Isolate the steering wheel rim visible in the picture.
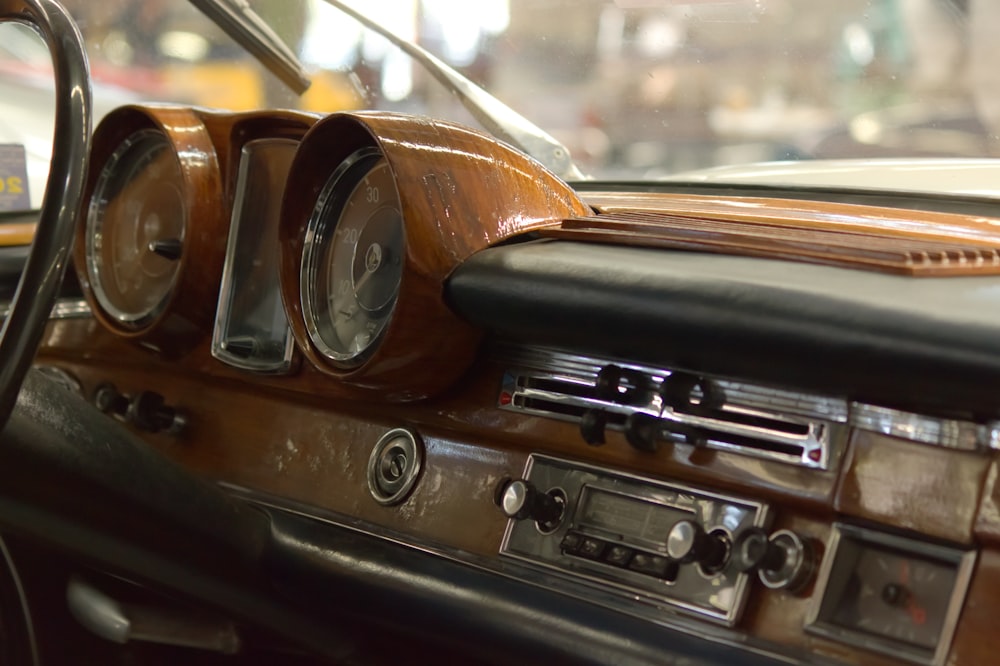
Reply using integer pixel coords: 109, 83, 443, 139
0, 0, 91, 427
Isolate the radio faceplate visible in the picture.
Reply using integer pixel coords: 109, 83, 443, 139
500, 454, 770, 625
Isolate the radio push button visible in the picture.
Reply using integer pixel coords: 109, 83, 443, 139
603, 544, 635, 567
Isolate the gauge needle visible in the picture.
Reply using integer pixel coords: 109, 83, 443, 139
907, 597, 927, 625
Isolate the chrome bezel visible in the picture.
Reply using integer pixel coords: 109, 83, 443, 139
85, 128, 185, 330
500, 454, 770, 626
805, 523, 976, 666
299, 146, 399, 368
367, 428, 423, 506
212, 138, 298, 374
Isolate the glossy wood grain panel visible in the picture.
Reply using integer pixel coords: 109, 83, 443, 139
278, 112, 591, 401
73, 105, 227, 356
39, 318, 844, 512
41, 344, 994, 666
836, 430, 991, 544
973, 459, 1000, 545
576, 191, 1000, 275
947, 548, 1000, 666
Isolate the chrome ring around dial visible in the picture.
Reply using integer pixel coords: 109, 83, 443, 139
300, 148, 405, 368
85, 128, 185, 329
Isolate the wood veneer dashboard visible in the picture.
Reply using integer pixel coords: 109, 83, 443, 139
33, 105, 1000, 665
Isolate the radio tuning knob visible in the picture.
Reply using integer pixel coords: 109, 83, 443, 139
666, 520, 728, 571
497, 479, 564, 527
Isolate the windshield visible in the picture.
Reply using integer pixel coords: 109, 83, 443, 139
0, 0, 991, 210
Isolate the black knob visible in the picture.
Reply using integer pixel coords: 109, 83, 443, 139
667, 520, 728, 570
625, 412, 660, 452
128, 391, 185, 434
93, 383, 129, 417
580, 409, 607, 446
498, 480, 563, 526
596, 364, 653, 406
733, 527, 787, 573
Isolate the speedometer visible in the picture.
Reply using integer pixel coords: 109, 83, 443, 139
85, 129, 185, 328
300, 148, 404, 368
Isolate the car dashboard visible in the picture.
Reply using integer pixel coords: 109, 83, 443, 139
18, 103, 1000, 666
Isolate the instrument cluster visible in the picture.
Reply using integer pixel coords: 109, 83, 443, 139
73, 105, 590, 399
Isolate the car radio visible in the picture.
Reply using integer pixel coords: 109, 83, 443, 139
498, 454, 772, 625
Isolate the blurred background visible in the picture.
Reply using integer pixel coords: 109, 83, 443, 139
2, 0, 996, 181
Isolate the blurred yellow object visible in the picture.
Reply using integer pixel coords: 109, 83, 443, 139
161, 62, 263, 111
300, 70, 364, 113
0, 223, 36, 247
159, 62, 362, 112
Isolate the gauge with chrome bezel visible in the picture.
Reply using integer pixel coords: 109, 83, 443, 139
300, 147, 404, 368
85, 128, 185, 329
75, 105, 226, 356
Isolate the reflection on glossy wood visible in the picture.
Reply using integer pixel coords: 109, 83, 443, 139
836, 430, 991, 544
572, 191, 1000, 275
948, 549, 1000, 666
278, 112, 591, 400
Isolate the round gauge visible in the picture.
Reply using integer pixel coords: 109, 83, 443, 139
85, 129, 185, 329
300, 148, 405, 368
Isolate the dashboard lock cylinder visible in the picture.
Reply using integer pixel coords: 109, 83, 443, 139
367, 428, 424, 506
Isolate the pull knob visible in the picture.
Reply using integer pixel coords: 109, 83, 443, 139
497, 480, 563, 526
733, 527, 786, 573
734, 528, 817, 593
128, 391, 186, 435
94, 383, 129, 417
666, 520, 728, 571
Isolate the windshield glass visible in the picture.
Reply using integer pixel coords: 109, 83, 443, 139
0, 0, 990, 209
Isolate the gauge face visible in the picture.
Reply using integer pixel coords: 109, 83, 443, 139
808, 524, 975, 665
86, 129, 185, 329
300, 149, 404, 367
830, 545, 955, 650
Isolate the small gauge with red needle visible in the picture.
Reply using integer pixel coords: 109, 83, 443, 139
809, 525, 975, 664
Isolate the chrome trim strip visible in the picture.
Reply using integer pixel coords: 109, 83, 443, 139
849, 402, 994, 451
493, 344, 850, 423
495, 343, 1000, 453
0, 298, 91, 321
508, 381, 831, 468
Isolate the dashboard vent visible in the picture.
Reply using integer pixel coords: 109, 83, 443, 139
496, 347, 846, 470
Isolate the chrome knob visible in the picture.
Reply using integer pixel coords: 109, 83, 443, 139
498, 479, 563, 527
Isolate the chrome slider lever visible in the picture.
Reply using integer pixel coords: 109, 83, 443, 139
67, 577, 241, 653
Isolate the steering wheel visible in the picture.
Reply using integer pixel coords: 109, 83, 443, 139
0, 0, 91, 426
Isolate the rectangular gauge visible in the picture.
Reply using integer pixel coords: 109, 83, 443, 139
805, 523, 976, 666
212, 138, 298, 373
